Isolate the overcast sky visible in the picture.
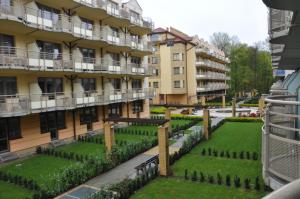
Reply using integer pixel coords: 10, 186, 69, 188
138, 0, 268, 45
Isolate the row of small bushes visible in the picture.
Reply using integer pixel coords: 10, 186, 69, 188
200, 148, 259, 160
115, 128, 157, 137
183, 170, 265, 191
150, 106, 167, 114
151, 115, 202, 121
78, 135, 104, 144
0, 171, 41, 192
239, 104, 259, 107
88, 165, 159, 199
205, 102, 231, 107
225, 117, 262, 123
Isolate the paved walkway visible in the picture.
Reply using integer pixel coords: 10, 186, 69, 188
57, 118, 223, 199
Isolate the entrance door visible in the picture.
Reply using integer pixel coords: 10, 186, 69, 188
50, 129, 58, 141
0, 119, 9, 153
47, 113, 58, 141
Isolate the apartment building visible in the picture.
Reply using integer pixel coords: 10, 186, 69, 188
148, 27, 229, 105
0, 0, 154, 154
263, 0, 300, 191
193, 36, 230, 101
148, 27, 197, 105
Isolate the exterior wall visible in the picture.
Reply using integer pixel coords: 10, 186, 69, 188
160, 45, 172, 94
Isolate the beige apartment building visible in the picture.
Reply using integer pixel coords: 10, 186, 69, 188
149, 27, 230, 105
0, 0, 154, 154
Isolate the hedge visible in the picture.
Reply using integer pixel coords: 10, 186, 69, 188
225, 117, 262, 123
239, 104, 259, 107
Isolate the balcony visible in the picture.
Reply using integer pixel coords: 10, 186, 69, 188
269, 9, 293, 41
0, 5, 149, 52
196, 48, 230, 63
197, 84, 229, 92
0, 46, 151, 76
0, 88, 155, 117
263, 95, 300, 189
196, 73, 230, 81
196, 60, 230, 72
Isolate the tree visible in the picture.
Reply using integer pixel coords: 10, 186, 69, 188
209, 32, 240, 57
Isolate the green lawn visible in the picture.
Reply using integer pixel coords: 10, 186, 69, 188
0, 155, 78, 185
131, 178, 266, 199
0, 181, 34, 199
56, 142, 106, 158
192, 122, 262, 153
172, 155, 262, 181
130, 122, 266, 199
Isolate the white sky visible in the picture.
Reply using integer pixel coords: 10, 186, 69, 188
138, 0, 269, 45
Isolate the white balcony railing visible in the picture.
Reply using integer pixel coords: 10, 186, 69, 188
196, 60, 230, 72
263, 95, 300, 188
197, 84, 229, 92
0, 46, 152, 76
0, 88, 155, 117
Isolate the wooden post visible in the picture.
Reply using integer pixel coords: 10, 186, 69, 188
164, 107, 172, 135
104, 122, 115, 153
232, 98, 236, 117
203, 109, 210, 140
259, 97, 265, 114
158, 125, 170, 176
222, 95, 226, 108
201, 96, 206, 106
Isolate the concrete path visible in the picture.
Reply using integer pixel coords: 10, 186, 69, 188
58, 118, 223, 199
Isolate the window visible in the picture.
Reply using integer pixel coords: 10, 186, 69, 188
0, 33, 14, 54
151, 57, 159, 64
40, 111, 66, 133
130, 34, 140, 43
132, 79, 142, 89
153, 82, 159, 88
80, 47, 95, 63
80, 17, 93, 30
38, 77, 63, 93
173, 67, 184, 75
79, 107, 98, 125
173, 53, 184, 61
108, 103, 122, 118
175, 80, 184, 88
79, 78, 96, 91
107, 0, 118, 14
111, 27, 119, 37
150, 34, 160, 42
36, 40, 61, 60
109, 52, 120, 62
111, 78, 121, 90
131, 56, 141, 65
0, 118, 21, 140
152, 68, 159, 76
132, 100, 143, 113
130, 10, 140, 20
149, 82, 151, 87
0, 77, 17, 95
36, 3, 60, 22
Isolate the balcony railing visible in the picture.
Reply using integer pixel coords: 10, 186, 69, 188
0, 88, 155, 117
196, 60, 230, 72
263, 95, 300, 187
0, 46, 151, 76
195, 48, 230, 63
197, 84, 229, 92
0, 5, 150, 52
196, 73, 230, 80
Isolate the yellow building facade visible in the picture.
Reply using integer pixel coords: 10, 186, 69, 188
0, 0, 154, 154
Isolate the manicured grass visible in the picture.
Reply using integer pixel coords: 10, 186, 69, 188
56, 142, 106, 158
0, 155, 78, 185
172, 155, 262, 181
131, 122, 266, 199
0, 181, 34, 199
116, 133, 154, 143
192, 122, 262, 153
131, 178, 266, 199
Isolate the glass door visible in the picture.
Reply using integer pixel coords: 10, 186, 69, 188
0, 119, 9, 153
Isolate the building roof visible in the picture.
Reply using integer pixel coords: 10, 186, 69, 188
151, 27, 195, 45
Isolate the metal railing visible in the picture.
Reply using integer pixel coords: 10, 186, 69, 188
196, 60, 230, 72
196, 73, 230, 80
195, 48, 230, 63
196, 84, 229, 92
263, 95, 300, 187
0, 46, 152, 76
0, 88, 155, 117
0, 5, 150, 52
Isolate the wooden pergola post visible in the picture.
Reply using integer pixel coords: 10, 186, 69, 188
222, 95, 226, 108
201, 96, 206, 106
203, 109, 210, 140
164, 107, 172, 135
158, 125, 170, 176
104, 122, 115, 153
232, 98, 236, 117
259, 96, 265, 115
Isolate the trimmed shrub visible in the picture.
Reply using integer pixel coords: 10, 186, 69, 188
244, 178, 251, 189
226, 175, 231, 186
191, 171, 198, 181
234, 176, 241, 188
255, 177, 260, 191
